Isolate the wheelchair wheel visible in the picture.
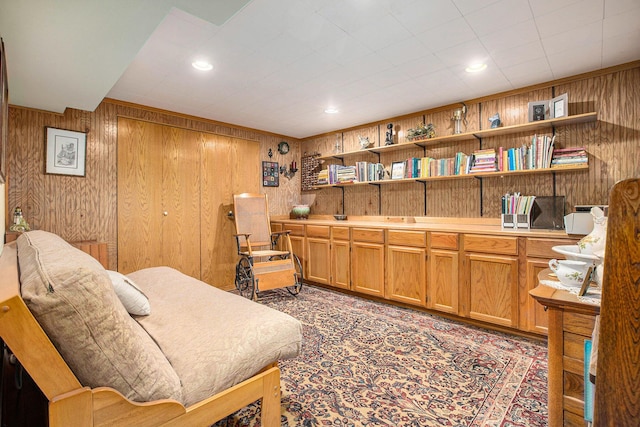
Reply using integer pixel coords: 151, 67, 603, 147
286, 253, 303, 296
235, 257, 255, 299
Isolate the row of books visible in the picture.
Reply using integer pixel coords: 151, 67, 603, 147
501, 193, 536, 215
316, 143, 588, 185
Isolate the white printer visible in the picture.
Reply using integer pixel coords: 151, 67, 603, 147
563, 205, 608, 235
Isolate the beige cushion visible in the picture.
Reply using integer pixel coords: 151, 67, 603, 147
17, 231, 182, 403
106, 270, 151, 316
128, 266, 303, 407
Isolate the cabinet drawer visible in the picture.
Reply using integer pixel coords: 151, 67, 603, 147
306, 225, 330, 238
463, 234, 518, 255
527, 237, 578, 258
352, 228, 385, 244
388, 230, 426, 247
430, 232, 458, 250
563, 312, 596, 336
283, 223, 305, 236
332, 226, 350, 240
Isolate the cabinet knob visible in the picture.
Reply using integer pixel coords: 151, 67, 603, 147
163, 211, 169, 216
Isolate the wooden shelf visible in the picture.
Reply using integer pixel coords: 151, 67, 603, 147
317, 112, 597, 160
312, 163, 588, 189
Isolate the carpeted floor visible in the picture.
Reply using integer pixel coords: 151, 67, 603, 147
215, 285, 547, 427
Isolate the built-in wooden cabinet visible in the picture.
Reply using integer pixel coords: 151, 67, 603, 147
351, 228, 385, 297
282, 223, 306, 275
274, 219, 579, 336
305, 225, 331, 285
462, 235, 519, 328
331, 227, 350, 289
386, 230, 427, 306
428, 232, 459, 314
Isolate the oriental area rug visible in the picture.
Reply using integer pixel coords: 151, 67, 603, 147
215, 286, 547, 427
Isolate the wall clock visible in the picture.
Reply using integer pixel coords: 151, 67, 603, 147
277, 141, 290, 155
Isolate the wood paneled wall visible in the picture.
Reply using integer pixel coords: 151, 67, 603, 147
7, 100, 301, 270
302, 64, 640, 218
6, 64, 640, 270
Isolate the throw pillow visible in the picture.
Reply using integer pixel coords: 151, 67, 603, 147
106, 270, 151, 316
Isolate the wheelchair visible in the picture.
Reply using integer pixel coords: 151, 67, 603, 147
232, 193, 303, 300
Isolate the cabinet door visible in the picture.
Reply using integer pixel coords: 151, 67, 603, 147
351, 242, 385, 297
523, 259, 550, 334
162, 126, 201, 279
465, 253, 519, 328
289, 235, 306, 274
331, 240, 350, 289
428, 249, 459, 314
201, 135, 260, 289
386, 245, 426, 306
306, 237, 331, 284
117, 118, 164, 273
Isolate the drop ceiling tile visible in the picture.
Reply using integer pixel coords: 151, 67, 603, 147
542, 20, 603, 55
604, 0, 640, 17
534, 0, 604, 38
315, 34, 374, 65
285, 13, 345, 50
547, 43, 603, 78
528, 0, 582, 17
391, 0, 461, 34
480, 19, 540, 55
464, 0, 533, 37
350, 13, 414, 51
317, 0, 388, 34
402, 54, 448, 79
602, 32, 640, 66
415, 17, 477, 53
434, 39, 490, 68
500, 57, 554, 88
490, 40, 547, 69
452, 0, 501, 15
603, 6, 640, 39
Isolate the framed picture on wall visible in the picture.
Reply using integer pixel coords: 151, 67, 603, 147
550, 93, 568, 118
45, 127, 87, 176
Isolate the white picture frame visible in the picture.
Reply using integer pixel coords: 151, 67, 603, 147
550, 93, 568, 118
528, 101, 549, 122
45, 127, 87, 176
391, 161, 406, 180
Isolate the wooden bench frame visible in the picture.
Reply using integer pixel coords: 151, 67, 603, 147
0, 241, 281, 426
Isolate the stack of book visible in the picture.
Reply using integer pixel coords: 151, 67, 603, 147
532, 134, 555, 169
317, 169, 329, 185
550, 146, 588, 168
469, 148, 498, 173
354, 161, 384, 182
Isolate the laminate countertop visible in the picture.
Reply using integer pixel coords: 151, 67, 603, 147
271, 215, 579, 239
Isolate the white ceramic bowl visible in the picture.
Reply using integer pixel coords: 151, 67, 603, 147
551, 245, 600, 263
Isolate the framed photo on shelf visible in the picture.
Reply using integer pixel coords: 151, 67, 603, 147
550, 93, 568, 118
528, 101, 549, 122
391, 161, 406, 180
45, 127, 87, 176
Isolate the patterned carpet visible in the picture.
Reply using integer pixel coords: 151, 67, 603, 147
215, 286, 547, 427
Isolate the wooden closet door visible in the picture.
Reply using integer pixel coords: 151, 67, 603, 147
161, 126, 201, 278
200, 135, 260, 289
117, 118, 163, 273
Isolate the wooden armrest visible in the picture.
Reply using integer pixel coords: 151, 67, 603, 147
270, 230, 291, 236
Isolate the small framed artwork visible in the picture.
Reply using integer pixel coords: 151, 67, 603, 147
262, 161, 279, 187
391, 161, 406, 180
45, 127, 87, 176
550, 93, 568, 118
528, 101, 549, 122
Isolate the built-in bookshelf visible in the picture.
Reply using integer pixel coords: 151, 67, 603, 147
313, 112, 596, 189
318, 112, 597, 161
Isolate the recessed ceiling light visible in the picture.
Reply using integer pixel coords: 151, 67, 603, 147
192, 60, 213, 71
324, 107, 339, 114
465, 63, 487, 73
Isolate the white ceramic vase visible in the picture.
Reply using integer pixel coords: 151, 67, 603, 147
577, 207, 607, 255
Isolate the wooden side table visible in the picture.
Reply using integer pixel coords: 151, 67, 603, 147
530, 271, 600, 427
